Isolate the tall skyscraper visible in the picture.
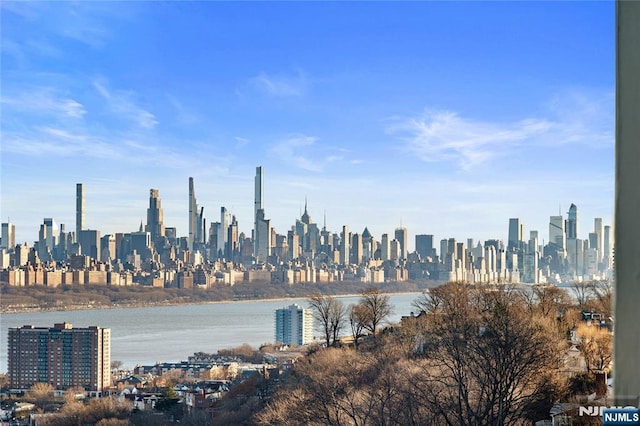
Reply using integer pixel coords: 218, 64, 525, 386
508, 218, 523, 250
188, 177, 197, 251
76, 183, 85, 243
188, 178, 205, 252
603, 225, 612, 269
8, 322, 110, 392
254, 166, 264, 256
218, 207, 230, 259
549, 215, 566, 251
274, 304, 313, 346
78, 229, 101, 261
146, 189, 165, 243
394, 227, 408, 260
415, 234, 435, 260
594, 218, 603, 263
1, 222, 15, 250
567, 204, 578, 239
340, 225, 350, 265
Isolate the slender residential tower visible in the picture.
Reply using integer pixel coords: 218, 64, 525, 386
188, 177, 196, 251
254, 166, 264, 256
76, 183, 85, 243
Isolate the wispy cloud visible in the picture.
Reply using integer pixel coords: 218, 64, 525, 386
270, 134, 344, 172
93, 80, 158, 129
388, 110, 552, 169
249, 69, 307, 97
387, 89, 613, 169
1, 88, 86, 119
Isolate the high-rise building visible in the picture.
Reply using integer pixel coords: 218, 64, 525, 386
274, 304, 313, 346
549, 215, 566, 252
415, 234, 435, 260
218, 207, 230, 259
1, 222, 15, 250
254, 166, 264, 256
594, 218, 603, 263
78, 229, 101, 261
567, 204, 578, 240
146, 189, 165, 243
508, 218, 523, 250
8, 322, 110, 392
76, 183, 85, 243
394, 227, 408, 260
603, 225, 612, 269
340, 225, 350, 265
188, 177, 197, 251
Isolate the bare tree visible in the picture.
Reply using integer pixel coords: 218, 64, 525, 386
571, 281, 592, 308
576, 323, 613, 374
348, 303, 369, 349
411, 282, 562, 426
532, 284, 571, 318
587, 280, 613, 316
359, 287, 393, 338
308, 293, 346, 347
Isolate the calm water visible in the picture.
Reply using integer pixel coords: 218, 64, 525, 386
0, 293, 421, 372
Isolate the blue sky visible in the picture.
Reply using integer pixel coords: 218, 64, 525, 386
1, 1, 615, 249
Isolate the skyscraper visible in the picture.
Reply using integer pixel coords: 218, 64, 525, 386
254, 166, 264, 256
274, 304, 313, 346
188, 177, 197, 251
394, 227, 408, 260
8, 322, 110, 392
146, 189, 165, 243
415, 234, 435, 260
508, 218, 523, 250
76, 183, 85, 243
549, 215, 566, 251
340, 225, 350, 265
594, 218, 603, 263
567, 204, 578, 239
218, 207, 230, 259
78, 229, 101, 261
1, 222, 15, 250
188, 178, 205, 252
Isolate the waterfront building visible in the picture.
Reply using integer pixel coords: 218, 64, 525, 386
8, 322, 110, 392
274, 304, 313, 346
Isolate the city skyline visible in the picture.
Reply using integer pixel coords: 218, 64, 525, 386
1, 2, 614, 245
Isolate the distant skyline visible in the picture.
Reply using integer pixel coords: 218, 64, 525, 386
1, 2, 615, 247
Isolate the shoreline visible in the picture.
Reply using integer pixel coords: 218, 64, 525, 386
0, 289, 426, 315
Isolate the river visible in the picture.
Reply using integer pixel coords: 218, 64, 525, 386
0, 293, 422, 372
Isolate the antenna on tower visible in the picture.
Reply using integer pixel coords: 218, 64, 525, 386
323, 210, 327, 229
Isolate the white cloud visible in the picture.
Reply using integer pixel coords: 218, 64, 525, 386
387, 90, 613, 169
93, 80, 158, 129
250, 70, 307, 97
271, 135, 324, 171
1, 88, 86, 118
